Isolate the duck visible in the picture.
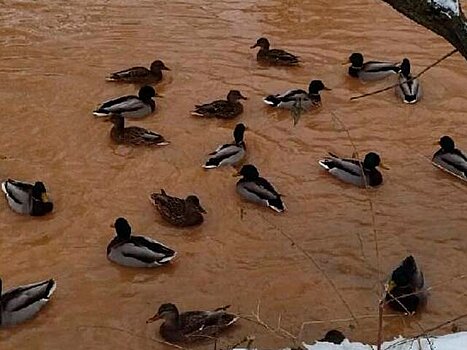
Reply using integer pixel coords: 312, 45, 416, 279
385, 256, 426, 313
107, 217, 176, 267
318, 152, 388, 187
93, 85, 160, 119
1, 179, 53, 216
432, 136, 467, 180
235, 164, 285, 213
319, 330, 346, 344
146, 303, 238, 343
106, 60, 170, 84
0, 278, 56, 327
203, 123, 246, 169
191, 90, 247, 119
150, 189, 206, 227
108, 115, 169, 146
344, 52, 400, 81
396, 58, 422, 104
250, 37, 300, 66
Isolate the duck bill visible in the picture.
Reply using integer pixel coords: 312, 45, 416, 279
250, 43, 258, 49
323, 86, 332, 91
240, 95, 248, 100
162, 66, 171, 71
232, 172, 242, 177
341, 59, 351, 65
386, 280, 396, 292
198, 205, 207, 214
379, 162, 390, 170
155, 93, 164, 98
41, 193, 50, 203
146, 314, 161, 323
433, 141, 440, 145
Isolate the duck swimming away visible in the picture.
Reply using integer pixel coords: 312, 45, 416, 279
251, 37, 300, 66
191, 90, 247, 119
1, 179, 53, 216
432, 136, 467, 181
396, 58, 422, 104
106, 60, 170, 84
203, 123, 246, 169
345, 52, 400, 81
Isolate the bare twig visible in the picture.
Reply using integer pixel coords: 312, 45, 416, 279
377, 299, 384, 350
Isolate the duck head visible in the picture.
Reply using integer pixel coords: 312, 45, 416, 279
346, 52, 364, 68
147, 303, 179, 323
185, 195, 207, 214
113, 217, 132, 240
387, 256, 417, 291
236, 164, 260, 180
320, 330, 345, 344
31, 181, 49, 203
250, 37, 270, 50
308, 80, 331, 95
233, 123, 246, 144
150, 60, 170, 72
227, 90, 247, 103
438, 136, 455, 152
138, 85, 162, 100
363, 152, 388, 170
400, 58, 411, 77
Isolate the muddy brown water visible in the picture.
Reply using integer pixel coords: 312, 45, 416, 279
0, 0, 466, 349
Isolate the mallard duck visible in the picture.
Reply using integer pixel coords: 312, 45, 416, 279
146, 303, 238, 343
264, 80, 331, 109
235, 164, 285, 212
191, 90, 247, 119
108, 115, 169, 146
319, 330, 346, 344
345, 52, 400, 81
250, 37, 299, 66
150, 189, 206, 227
385, 256, 426, 313
106, 60, 170, 84
203, 123, 246, 169
396, 58, 422, 104
93, 85, 160, 119
0, 278, 56, 327
107, 217, 176, 267
318, 152, 388, 187
432, 136, 467, 180
1, 179, 53, 216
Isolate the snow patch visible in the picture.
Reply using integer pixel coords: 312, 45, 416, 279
430, 0, 460, 18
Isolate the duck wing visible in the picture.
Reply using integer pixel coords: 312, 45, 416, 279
433, 149, 467, 178
240, 177, 281, 200
267, 49, 300, 64
397, 74, 422, 103
362, 61, 400, 73
193, 100, 231, 116
120, 236, 175, 264
107, 67, 151, 81
151, 192, 186, 218
1, 179, 33, 205
180, 309, 237, 339
204, 143, 243, 168
124, 126, 168, 146
1, 279, 56, 312
94, 95, 143, 115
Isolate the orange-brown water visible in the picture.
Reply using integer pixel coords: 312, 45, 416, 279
1, 0, 466, 349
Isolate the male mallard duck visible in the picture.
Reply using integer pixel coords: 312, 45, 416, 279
107, 217, 176, 267
385, 256, 426, 313
235, 164, 285, 213
1, 179, 53, 216
318, 152, 388, 187
93, 85, 160, 119
106, 60, 170, 84
191, 90, 247, 119
250, 37, 299, 66
203, 123, 246, 169
432, 136, 467, 180
150, 189, 206, 227
0, 278, 56, 327
146, 303, 238, 343
319, 330, 346, 344
108, 115, 169, 146
345, 52, 400, 81
396, 58, 422, 104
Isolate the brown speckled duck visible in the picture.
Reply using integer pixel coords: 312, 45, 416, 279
150, 189, 206, 227
146, 303, 238, 343
108, 115, 169, 146
191, 90, 247, 119
250, 37, 300, 66
106, 60, 170, 84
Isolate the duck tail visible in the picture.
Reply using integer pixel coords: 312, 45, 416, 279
92, 110, 110, 117
203, 157, 221, 169
268, 197, 285, 212
318, 159, 333, 170
263, 95, 281, 107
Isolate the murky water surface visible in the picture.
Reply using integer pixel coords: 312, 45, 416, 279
1, 0, 466, 348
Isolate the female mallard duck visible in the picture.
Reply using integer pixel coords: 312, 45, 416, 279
93, 85, 160, 119
106, 60, 170, 84
432, 136, 467, 180
150, 189, 206, 227
235, 164, 285, 212
385, 256, 426, 313
396, 58, 422, 104
108, 115, 169, 146
318, 152, 388, 187
0, 278, 56, 327
146, 303, 238, 343
203, 123, 246, 169
191, 90, 247, 119
345, 52, 400, 81
107, 217, 176, 267
1, 179, 53, 216
250, 37, 299, 66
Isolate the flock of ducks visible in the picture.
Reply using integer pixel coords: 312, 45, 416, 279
1, 35, 466, 344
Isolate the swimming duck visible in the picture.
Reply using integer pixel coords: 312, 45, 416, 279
319, 330, 346, 344
318, 152, 388, 187
93, 85, 160, 119
385, 256, 426, 313
150, 189, 206, 227
432, 136, 467, 180
0, 278, 56, 327
106, 60, 170, 84
250, 37, 300, 66
235, 164, 285, 212
1, 179, 53, 216
396, 58, 422, 104
203, 123, 246, 169
191, 90, 247, 119
146, 303, 238, 343
107, 217, 176, 267
345, 52, 400, 81
108, 115, 169, 146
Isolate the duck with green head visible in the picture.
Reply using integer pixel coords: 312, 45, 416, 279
396, 58, 422, 104
432, 136, 467, 181
1, 179, 53, 216
203, 123, 246, 169
344, 52, 400, 81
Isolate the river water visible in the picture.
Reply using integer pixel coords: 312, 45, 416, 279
1, 0, 466, 349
